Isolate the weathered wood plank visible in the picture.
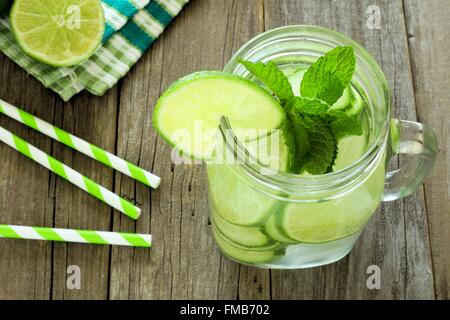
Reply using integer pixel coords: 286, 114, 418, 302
49, 91, 119, 299
264, 0, 434, 299
0, 55, 55, 299
0, 52, 119, 301
403, 0, 450, 300
108, 0, 270, 300
0, 0, 443, 300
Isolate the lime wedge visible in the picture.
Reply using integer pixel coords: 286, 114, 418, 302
10, 0, 104, 67
153, 72, 285, 160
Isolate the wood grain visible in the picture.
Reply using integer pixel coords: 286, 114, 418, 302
264, 0, 434, 299
0, 53, 56, 300
108, 0, 270, 300
403, 0, 450, 300
0, 0, 446, 300
50, 91, 119, 299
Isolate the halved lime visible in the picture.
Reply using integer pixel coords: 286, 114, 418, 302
10, 0, 104, 67
153, 72, 285, 160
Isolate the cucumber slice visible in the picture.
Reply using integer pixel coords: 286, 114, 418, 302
345, 89, 364, 116
263, 213, 299, 244
211, 205, 275, 247
333, 134, 367, 170
329, 87, 352, 110
327, 86, 364, 116
213, 226, 285, 264
244, 130, 288, 171
153, 72, 285, 160
207, 134, 287, 226
207, 164, 274, 226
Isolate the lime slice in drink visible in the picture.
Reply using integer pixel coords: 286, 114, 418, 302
0, 0, 12, 16
278, 158, 385, 243
10, 0, 104, 67
279, 200, 368, 244
153, 72, 285, 160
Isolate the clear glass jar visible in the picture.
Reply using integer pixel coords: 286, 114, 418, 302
207, 25, 438, 269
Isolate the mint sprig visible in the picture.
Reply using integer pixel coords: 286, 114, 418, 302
301, 46, 355, 104
239, 46, 363, 174
281, 112, 308, 173
282, 97, 332, 173
237, 59, 294, 102
328, 111, 363, 140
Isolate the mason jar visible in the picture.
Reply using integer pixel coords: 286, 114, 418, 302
206, 25, 438, 269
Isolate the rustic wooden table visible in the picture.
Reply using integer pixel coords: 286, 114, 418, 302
0, 0, 448, 300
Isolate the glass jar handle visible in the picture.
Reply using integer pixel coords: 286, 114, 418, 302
383, 119, 438, 201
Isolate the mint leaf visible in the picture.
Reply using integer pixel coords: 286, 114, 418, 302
327, 110, 363, 140
238, 59, 294, 102
302, 116, 337, 175
313, 71, 345, 105
282, 97, 327, 173
300, 46, 355, 105
287, 96, 329, 115
327, 147, 339, 173
239, 47, 362, 175
282, 97, 337, 174
282, 115, 309, 174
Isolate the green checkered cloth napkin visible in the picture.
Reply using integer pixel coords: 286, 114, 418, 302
101, 0, 152, 41
0, 0, 188, 101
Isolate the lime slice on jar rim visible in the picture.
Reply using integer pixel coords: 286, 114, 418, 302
152, 71, 285, 161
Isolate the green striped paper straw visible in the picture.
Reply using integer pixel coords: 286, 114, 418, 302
0, 224, 151, 247
0, 126, 141, 220
0, 99, 160, 189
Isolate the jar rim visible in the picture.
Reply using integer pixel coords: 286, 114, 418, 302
221, 25, 391, 192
